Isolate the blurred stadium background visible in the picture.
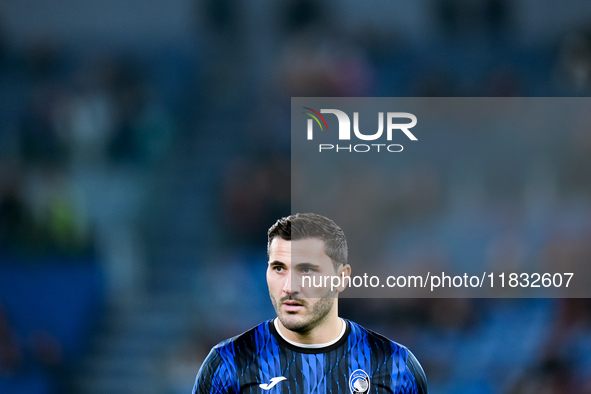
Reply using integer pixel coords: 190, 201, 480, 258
1, 0, 591, 393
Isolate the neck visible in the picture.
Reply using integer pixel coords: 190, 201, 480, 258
276, 304, 343, 345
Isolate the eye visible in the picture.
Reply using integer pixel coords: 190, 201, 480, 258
272, 265, 285, 273
299, 267, 314, 275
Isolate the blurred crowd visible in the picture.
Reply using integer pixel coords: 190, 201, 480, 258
0, 24, 175, 393
1, 0, 591, 393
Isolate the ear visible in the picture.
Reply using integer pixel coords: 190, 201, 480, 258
335, 264, 351, 293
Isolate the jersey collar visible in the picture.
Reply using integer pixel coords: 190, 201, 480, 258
269, 318, 351, 354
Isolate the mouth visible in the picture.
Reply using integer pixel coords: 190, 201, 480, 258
282, 299, 304, 312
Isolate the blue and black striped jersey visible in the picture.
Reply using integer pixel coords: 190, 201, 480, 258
193, 319, 427, 394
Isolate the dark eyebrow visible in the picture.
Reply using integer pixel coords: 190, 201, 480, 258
269, 260, 286, 267
294, 262, 321, 270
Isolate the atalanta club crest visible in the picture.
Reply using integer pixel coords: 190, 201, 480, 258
349, 369, 370, 393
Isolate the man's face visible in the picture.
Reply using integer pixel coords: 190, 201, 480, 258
267, 237, 343, 333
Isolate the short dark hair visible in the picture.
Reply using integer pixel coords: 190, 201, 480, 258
267, 213, 348, 268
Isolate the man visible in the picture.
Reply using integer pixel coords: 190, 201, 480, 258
193, 213, 427, 393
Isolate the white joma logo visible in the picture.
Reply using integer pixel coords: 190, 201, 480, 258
259, 376, 287, 390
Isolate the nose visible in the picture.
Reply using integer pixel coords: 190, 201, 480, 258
282, 272, 300, 295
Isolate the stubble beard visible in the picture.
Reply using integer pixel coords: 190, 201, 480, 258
270, 290, 337, 333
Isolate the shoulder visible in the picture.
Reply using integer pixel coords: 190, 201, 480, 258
210, 320, 273, 358
347, 320, 406, 352
405, 347, 428, 394
346, 320, 428, 394
193, 320, 274, 394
